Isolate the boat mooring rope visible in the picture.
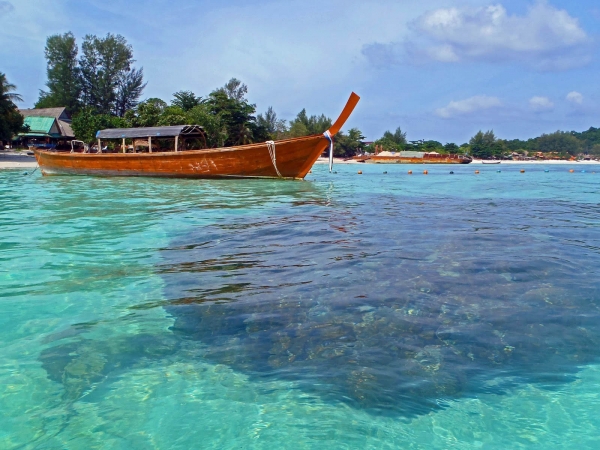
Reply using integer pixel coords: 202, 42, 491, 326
266, 140, 282, 178
323, 130, 334, 173
23, 164, 39, 176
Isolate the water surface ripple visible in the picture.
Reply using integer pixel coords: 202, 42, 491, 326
1, 164, 600, 448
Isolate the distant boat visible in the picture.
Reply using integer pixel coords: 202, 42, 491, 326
481, 160, 501, 164
355, 151, 472, 164
34, 93, 360, 179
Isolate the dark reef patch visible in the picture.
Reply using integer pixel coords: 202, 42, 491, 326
39, 194, 600, 416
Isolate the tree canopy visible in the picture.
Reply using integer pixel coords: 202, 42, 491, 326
35, 32, 81, 115
36, 32, 145, 117
0, 73, 26, 143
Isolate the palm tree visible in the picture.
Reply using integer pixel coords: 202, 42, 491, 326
0, 72, 23, 108
0, 72, 25, 143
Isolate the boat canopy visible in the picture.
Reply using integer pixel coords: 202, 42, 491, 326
96, 125, 205, 139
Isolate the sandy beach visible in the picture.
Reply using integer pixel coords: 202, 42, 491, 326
315, 157, 600, 165
0, 151, 37, 169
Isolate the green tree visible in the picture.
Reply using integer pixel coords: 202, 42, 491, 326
186, 103, 227, 148
257, 106, 287, 139
124, 98, 167, 127
444, 143, 459, 154
156, 106, 189, 126
334, 128, 365, 157
115, 68, 145, 117
288, 109, 332, 137
469, 130, 500, 159
0, 72, 26, 143
536, 131, 581, 155
79, 33, 145, 116
219, 78, 248, 102
35, 32, 81, 115
71, 107, 126, 144
171, 91, 203, 111
382, 127, 407, 146
206, 84, 268, 146
422, 140, 443, 151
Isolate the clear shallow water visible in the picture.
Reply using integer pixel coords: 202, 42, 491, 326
1, 163, 600, 448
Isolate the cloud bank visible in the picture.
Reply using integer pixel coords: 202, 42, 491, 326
435, 95, 502, 118
529, 96, 554, 112
363, 2, 590, 71
566, 91, 584, 105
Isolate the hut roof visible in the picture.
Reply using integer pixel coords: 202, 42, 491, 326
19, 107, 69, 121
96, 125, 205, 139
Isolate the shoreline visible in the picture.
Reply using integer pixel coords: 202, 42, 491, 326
314, 157, 600, 165
0, 151, 37, 169
3, 153, 599, 170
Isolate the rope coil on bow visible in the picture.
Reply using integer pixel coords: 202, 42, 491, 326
323, 130, 334, 173
266, 140, 282, 178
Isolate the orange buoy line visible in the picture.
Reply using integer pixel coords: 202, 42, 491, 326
475, 170, 480, 174
423, 170, 428, 175
358, 170, 363, 174
569, 169, 575, 173
520, 169, 525, 173
408, 170, 413, 175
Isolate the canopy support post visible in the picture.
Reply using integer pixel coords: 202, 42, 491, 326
122, 138, 126, 153
175, 135, 179, 152
149, 136, 152, 153
97, 138, 102, 153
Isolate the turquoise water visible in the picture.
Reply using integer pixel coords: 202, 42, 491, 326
1, 163, 600, 449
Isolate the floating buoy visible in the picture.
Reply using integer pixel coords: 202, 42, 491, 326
496, 170, 501, 173
408, 170, 413, 175
449, 171, 454, 174
581, 170, 586, 173
475, 170, 480, 174
544, 169, 549, 172
423, 170, 428, 175
383, 171, 387, 174
357, 170, 363, 174
569, 169, 574, 173
520, 169, 525, 173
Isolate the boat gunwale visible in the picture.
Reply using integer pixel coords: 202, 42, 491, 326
34, 133, 327, 159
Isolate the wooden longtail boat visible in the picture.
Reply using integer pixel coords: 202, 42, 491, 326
34, 93, 360, 179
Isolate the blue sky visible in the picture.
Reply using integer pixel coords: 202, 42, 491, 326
1, 0, 599, 143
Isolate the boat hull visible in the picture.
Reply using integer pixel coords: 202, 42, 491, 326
34, 135, 329, 179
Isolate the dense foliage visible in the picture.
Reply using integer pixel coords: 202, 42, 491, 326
35, 32, 145, 117
0, 73, 26, 143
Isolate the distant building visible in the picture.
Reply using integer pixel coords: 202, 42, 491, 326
15, 107, 75, 149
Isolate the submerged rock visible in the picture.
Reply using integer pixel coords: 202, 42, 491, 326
39, 194, 600, 416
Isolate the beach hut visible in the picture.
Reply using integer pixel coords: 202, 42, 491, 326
15, 107, 75, 150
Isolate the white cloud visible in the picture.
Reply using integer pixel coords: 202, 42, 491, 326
364, 2, 591, 70
529, 96, 554, 111
566, 91, 583, 105
435, 95, 502, 118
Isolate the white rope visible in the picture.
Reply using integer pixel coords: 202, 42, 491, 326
266, 140, 282, 178
323, 130, 334, 173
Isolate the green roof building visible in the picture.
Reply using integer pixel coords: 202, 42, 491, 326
15, 107, 75, 149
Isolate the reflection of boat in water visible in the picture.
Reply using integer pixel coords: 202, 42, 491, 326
34, 93, 360, 179
481, 160, 501, 164
355, 151, 472, 164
